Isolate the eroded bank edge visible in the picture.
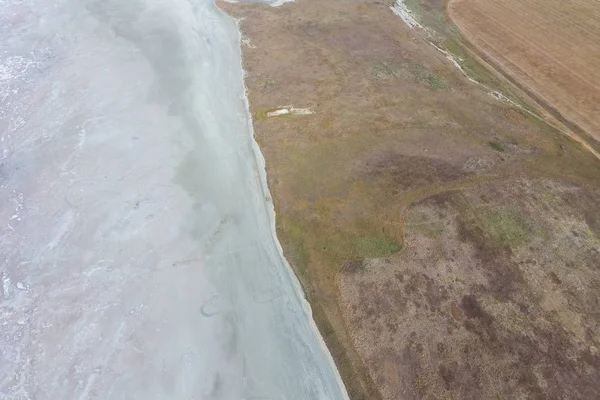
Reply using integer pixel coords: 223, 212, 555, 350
215, 1, 352, 399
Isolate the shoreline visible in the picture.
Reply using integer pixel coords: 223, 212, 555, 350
225, 3, 351, 398
220, 0, 349, 400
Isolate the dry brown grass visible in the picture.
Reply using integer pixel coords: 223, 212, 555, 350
339, 180, 600, 399
219, 0, 600, 398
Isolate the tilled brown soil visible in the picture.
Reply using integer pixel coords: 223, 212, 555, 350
220, 0, 600, 398
448, 0, 600, 145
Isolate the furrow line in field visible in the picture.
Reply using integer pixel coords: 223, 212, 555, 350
466, 0, 600, 41
464, 0, 600, 53
453, 4, 600, 92
455, 8, 600, 132
448, 0, 600, 146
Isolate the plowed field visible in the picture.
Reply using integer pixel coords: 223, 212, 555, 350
448, 0, 600, 143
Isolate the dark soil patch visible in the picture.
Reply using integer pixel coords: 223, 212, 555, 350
363, 152, 469, 190
456, 215, 525, 298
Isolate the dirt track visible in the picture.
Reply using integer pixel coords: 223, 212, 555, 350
448, 0, 600, 144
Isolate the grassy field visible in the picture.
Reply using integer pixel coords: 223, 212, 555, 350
220, 0, 600, 398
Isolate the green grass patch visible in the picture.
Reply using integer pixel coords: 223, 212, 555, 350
540, 191, 557, 205
279, 218, 310, 276
443, 38, 465, 58
408, 63, 449, 90
489, 141, 506, 152
403, 0, 424, 16
354, 234, 403, 258
425, 73, 448, 90
403, 0, 449, 34
443, 39, 496, 87
320, 227, 403, 265
371, 62, 405, 80
255, 108, 269, 121
480, 208, 535, 247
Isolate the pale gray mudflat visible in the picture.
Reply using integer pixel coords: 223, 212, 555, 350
0, 0, 347, 399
